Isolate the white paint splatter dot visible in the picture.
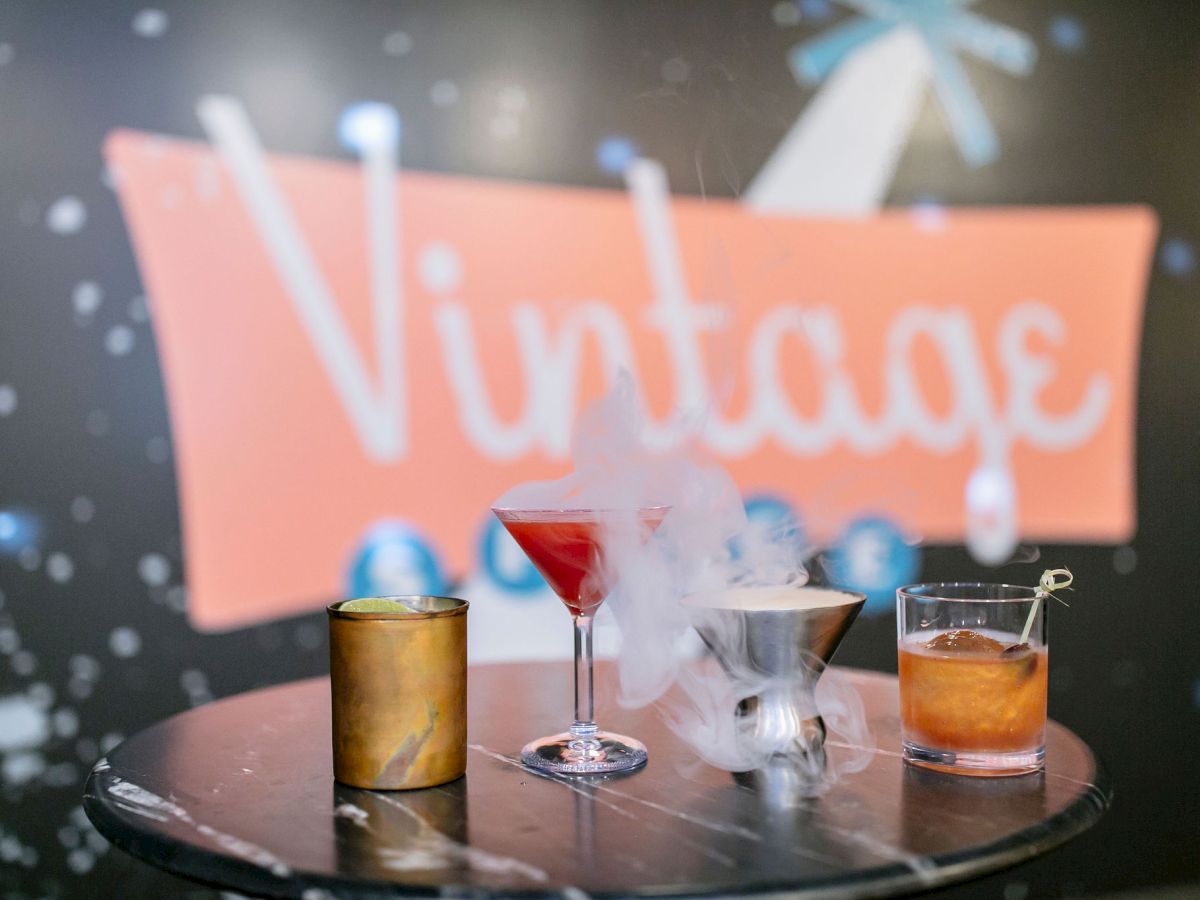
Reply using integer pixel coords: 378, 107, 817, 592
73, 281, 103, 317
28, 682, 54, 709
53, 708, 79, 739
418, 243, 462, 293
69, 654, 101, 681
108, 626, 141, 659
383, 30, 413, 56
20, 846, 37, 868
99, 732, 123, 754
0, 384, 17, 417
146, 436, 170, 464
0, 628, 17, 654
3, 751, 45, 786
85, 409, 110, 436
67, 847, 95, 874
0, 837, 18, 862
45, 196, 87, 234
771, 1, 801, 26
138, 553, 171, 587
1113, 545, 1137, 575
661, 57, 690, 84
105, 324, 135, 356
0, 694, 50, 750
430, 79, 459, 108
58, 826, 81, 849
489, 113, 519, 141
131, 8, 169, 38
46, 552, 74, 584
10, 650, 36, 676
70, 496, 95, 524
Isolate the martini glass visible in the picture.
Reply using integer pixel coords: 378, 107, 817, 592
492, 506, 667, 774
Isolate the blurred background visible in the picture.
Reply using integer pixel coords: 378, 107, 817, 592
1, 0, 1197, 896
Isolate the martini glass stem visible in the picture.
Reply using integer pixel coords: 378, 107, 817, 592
570, 614, 598, 741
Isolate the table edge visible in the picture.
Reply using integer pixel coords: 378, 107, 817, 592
83, 664, 1112, 900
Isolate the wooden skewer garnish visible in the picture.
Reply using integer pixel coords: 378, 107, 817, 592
1012, 567, 1073, 649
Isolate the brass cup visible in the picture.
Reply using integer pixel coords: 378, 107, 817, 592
328, 595, 468, 790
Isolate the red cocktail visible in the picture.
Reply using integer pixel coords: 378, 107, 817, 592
492, 506, 667, 774
499, 510, 666, 616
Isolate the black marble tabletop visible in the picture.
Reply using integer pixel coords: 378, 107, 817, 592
84, 663, 1110, 899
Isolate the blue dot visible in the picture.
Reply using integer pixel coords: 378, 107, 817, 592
0, 509, 40, 555
824, 517, 920, 615
347, 520, 444, 598
1048, 16, 1086, 53
799, 0, 833, 19
732, 495, 805, 564
595, 136, 638, 176
1160, 238, 1196, 278
338, 102, 401, 152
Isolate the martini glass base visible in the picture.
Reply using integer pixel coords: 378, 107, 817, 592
520, 731, 648, 775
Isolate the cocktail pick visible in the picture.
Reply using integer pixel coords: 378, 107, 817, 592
1018, 568, 1073, 645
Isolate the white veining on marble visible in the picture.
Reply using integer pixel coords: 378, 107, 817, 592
110, 800, 169, 823
467, 745, 738, 867
108, 780, 192, 820
469, 744, 757, 840
467, 745, 635, 819
196, 824, 291, 877
374, 793, 549, 883
334, 803, 372, 829
103, 777, 290, 878
818, 820, 936, 881
1044, 770, 1100, 791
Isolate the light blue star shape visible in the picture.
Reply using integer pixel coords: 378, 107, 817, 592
791, 0, 1037, 167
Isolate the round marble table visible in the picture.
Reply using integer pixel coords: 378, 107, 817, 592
84, 663, 1110, 898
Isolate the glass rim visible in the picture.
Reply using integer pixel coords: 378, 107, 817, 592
327, 595, 468, 620
897, 582, 1040, 603
491, 504, 670, 520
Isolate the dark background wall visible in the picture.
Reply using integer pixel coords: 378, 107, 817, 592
0, 1, 1197, 897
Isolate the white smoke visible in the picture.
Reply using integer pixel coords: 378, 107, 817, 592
496, 375, 872, 794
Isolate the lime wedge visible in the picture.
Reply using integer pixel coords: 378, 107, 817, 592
340, 598, 415, 614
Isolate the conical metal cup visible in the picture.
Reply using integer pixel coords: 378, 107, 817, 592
686, 586, 865, 771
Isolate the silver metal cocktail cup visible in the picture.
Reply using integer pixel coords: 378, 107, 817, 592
688, 586, 866, 776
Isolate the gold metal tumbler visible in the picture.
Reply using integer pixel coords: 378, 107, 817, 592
328, 595, 468, 790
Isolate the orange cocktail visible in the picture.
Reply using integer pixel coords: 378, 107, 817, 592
899, 631, 1047, 755
897, 584, 1048, 776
